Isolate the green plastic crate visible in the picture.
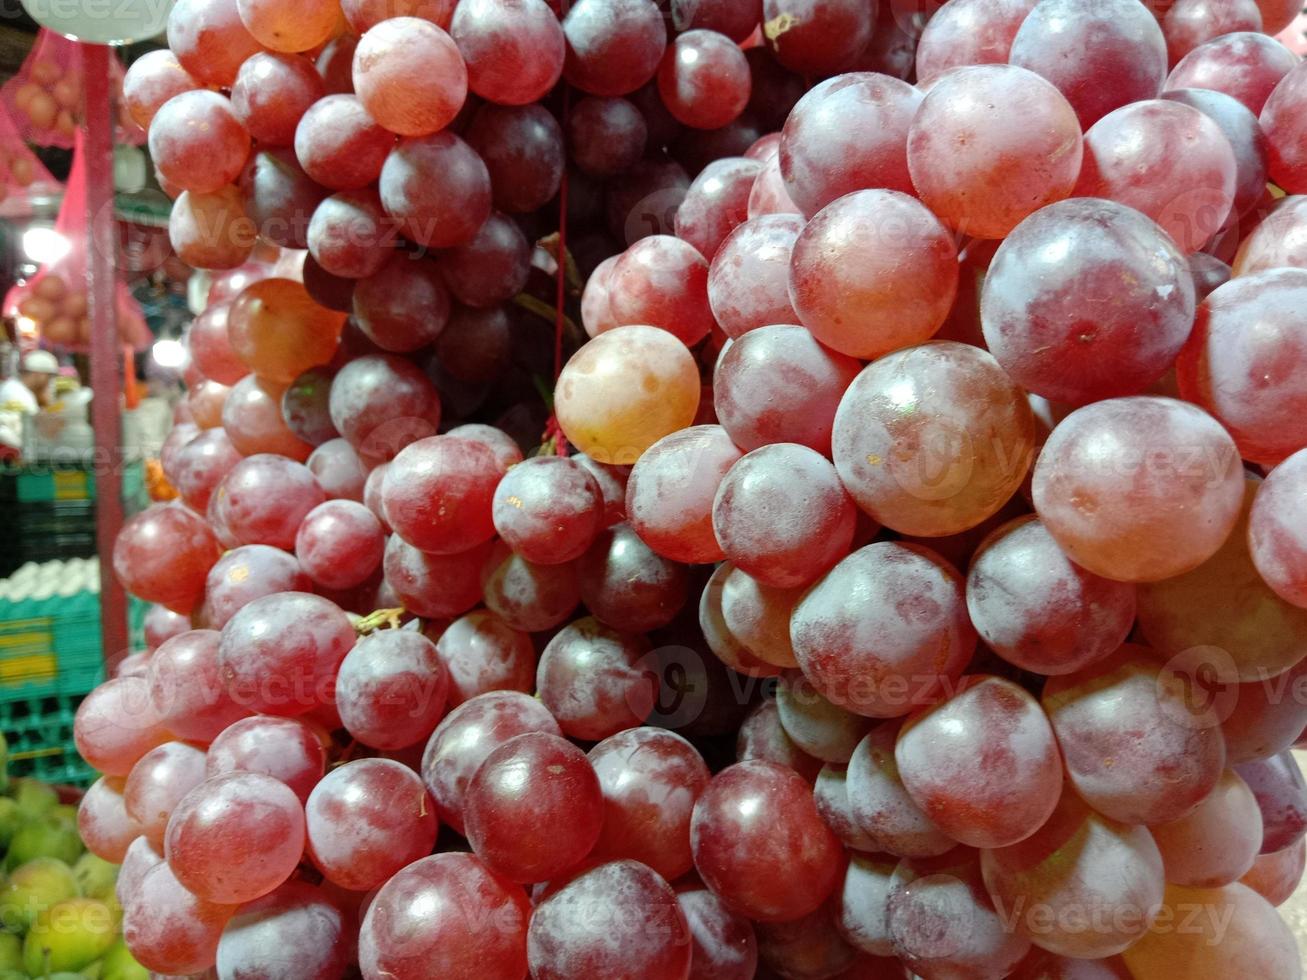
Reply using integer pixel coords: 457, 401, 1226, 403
0, 693, 98, 787
0, 460, 145, 505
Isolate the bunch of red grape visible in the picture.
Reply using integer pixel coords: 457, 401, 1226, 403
85, 0, 1307, 975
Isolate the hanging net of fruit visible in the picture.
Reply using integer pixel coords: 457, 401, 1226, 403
2, 134, 152, 352
0, 30, 144, 149
0, 103, 60, 209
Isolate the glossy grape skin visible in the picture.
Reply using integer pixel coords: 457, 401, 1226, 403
222, 376, 314, 461
1043, 645, 1227, 825
228, 278, 345, 384
677, 886, 757, 980
144, 605, 191, 653
210, 455, 324, 552
1151, 768, 1263, 889
587, 728, 711, 880
350, 256, 449, 354
907, 65, 1083, 241
1262, 61, 1307, 195
306, 190, 396, 280
206, 716, 325, 805
420, 691, 561, 835
123, 49, 199, 130
814, 765, 879, 853
1123, 882, 1300, 979
328, 354, 441, 463
1165, 0, 1264, 64
464, 732, 604, 883
914, 0, 1036, 83
294, 95, 395, 192
717, 566, 801, 669
351, 18, 466, 136
125, 742, 208, 851
555, 325, 701, 465
170, 430, 242, 515
191, 379, 234, 431
1238, 750, 1307, 854
113, 503, 219, 613
1242, 838, 1307, 906
334, 630, 448, 750
489, 456, 600, 564
789, 190, 958, 359
1234, 195, 1307, 275
563, 0, 667, 96
464, 104, 565, 214
568, 97, 648, 178
1163, 87, 1270, 226
736, 697, 822, 783
123, 862, 235, 975
1032, 397, 1244, 583
360, 853, 530, 980
280, 369, 339, 451
117, 835, 166, 908
845, 723, 955, 859
378, 131, 491, 248
698, 562, 785, 679
433, 610, 534, 706
760, 0, 872, 75
479, 544, 582, 631
214, 879, 350, 980
608, 235, 715, 346
656, 30, 750, 131
966, 517, 1137, 677
165, 772, 305, 904
673, 158, 758, 266
382, 435, 501, 555
713, 443, 856, 590
295, 500, 384, 591
528, 860, 691, 980
981, 198, 1197, 404
748, 153, 801, 218
78, 777, 140, 864
188, 304, 246, 387
239, 150, 325, 252
627, 425, 741, 564
535, 616, 656, 740
1250, 450, 1307, 610
149, 91, 250, 196
1074, 101, 1237, 252
691, 760, 844, 922
1222, 658, 1307, 765
888, 862, 1032, 978
449, 0, 563, 106
229, 53, 324, 148
305, 759, 437, 891
203, 547, 308, 634
437, 213, 529, 309
147, 630, 249, 743
1165, 30, 1298, 115
1009, 0, 1167, 127
170, 186, 258, 271
384, 536, 493, 619
707, 214, 802, 339
74, 675, 170, 779
166, 0, 263, 88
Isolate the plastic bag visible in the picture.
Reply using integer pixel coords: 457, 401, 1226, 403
0, 30, 144, 149
0, 105, 60, 210
2, 133, 153, 352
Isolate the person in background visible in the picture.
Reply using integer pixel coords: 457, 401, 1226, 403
19, 349, 59, 408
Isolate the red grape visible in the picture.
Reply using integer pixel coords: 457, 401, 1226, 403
215, 880, 351, 980
230, 52, 324, 147
1262, 60, 1307, 194
353, 17, 467, 136
112, 503, 220, 613
657, 29, 751, 130
491, 455, 604, 565
464, 104, 565, 214
536, 616, 656, 739
562, 0, 667, 96
568, 97, 648, 178
383, 434, 502, 555
1165, 30, 1298, 114
167, 0, 263, 88
296, 500, 385, 589
434, 609, 535, 706
335, 629, 448, 749
123, 861, 235, 975
450, 0, 565, 105
126, 741, 208, 850
707, 213, 802, 339
914, 0, 1037, 84
206, 716, 326, 804
294, 95, 395, 191
760, 0, 873, 75
78, 777, 141, 864
149, 91, 251, 195
148, 629, 250, 742
378, 131, 492, 247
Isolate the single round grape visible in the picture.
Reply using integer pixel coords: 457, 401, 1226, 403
888, 863, 1033, 977
606, 155, 692, 244
1234, 195, 1307, 276
230, 52, 324, 147
815, 764, 880, 852
123, 49, 198, 129
914, 0, 1037, 84
117, 835, 165, 908
747, 152, 801, 217
536, 616, 656, 740
1122, 882, 1300, 979
191, 379, 234, 431
691, 760, 844, 922
222, 375, 314, 461
294, 95, 395, 192
188, 303, 246, 387
171, 429, 242, 514
792, 542, 976, 719
434, 305, 512, 382
588, 728, 711, 880
236, 0, 337, 50
434, 610, 535, 706
657, 29, 750, 130
203, 546, 309, 633
1165, 30, 1298, 115
837, 855, 898, 958
305, 759, 437, 891
112, 503, 220, 613
563, 0, 667, 96
845, 722, 956, 859
1262, 61, 1307, 194
450, 0, 563, 105
351, 254, 450, 353
281, 367, 338, 449
228, 277, 345, 383
378, 131, 491, 248
149, 91, 251, 195
1237, 750, 1307, 853
555, 325, 701, 465
147, 629, 249, 742
206, 716, 326, 804
1163, 87, 1270, 224
463, 103, 565, 214
789, 190, 958, 358
1241, 838, 1307, 906
126, 742, 208, 851
122, 862, 235, 975
78, 777, 140, 864
342, 0, 453, 32
211, 454, 325, 551
215, 879, 351, 980
74, 675, 171, 778
1010, 0, 1167, 127
167, 0, 263, 88
165, 772, 305, 904
1165, 0, 1263, 64
383, 536, 494, 619
476, 544, 577, 632
774, 670, 874, 764
779, 72, 921, 219
359, 854, 530, 980
464, 732, 604, 883
328, 354, 441, 462
334, 629, 448, 750
677, 886, 757, 980
736, 697, 822, 782
1222, 658, 1307, 765
162, 421, 202, 477
1074, 99, 1238, 252
528, 860, 691, 980
306, 190, 396, 280
217, 591, 354, 717
698, 561, 785, 678
352, 18, 466, 136
718, 566, 801, 669
568, 97, 648, 178
240, 149, 326, 251
437, 212, 529, 308
707, 214, 801, 338
608, 235, 715, 346
966, 516, 1137, 676
296, 500, 384, 590
1032, 397, 1244, 582
383, 435, 501, 555
170, 186, 259, 271
1043, 645, 1227, 824
1251, 449, 1307, 609
831, 341, 1035, 536
1151, 768, 1263, 888
579, 522, 691, 632
491, 455, 603, 565
674, 156, 761, 261
760, 0, 873, 75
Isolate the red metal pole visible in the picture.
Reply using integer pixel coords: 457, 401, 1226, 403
82, 43, 129, 665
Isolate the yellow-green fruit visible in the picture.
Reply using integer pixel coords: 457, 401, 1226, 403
72, 854, 117, 902
12, 778, 58, 819
0, 798, 21, 850
51, 804, 79, 828
99, 940, 149, 980
0, 856, 78, 932
0, 969, 25, 980
0, 932, 21, 972
22, 898, 117, 975
6, 815, 84, 869
81, 960, 103, 980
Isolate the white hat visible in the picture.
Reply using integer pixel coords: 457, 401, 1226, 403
21, 350, 58, 375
